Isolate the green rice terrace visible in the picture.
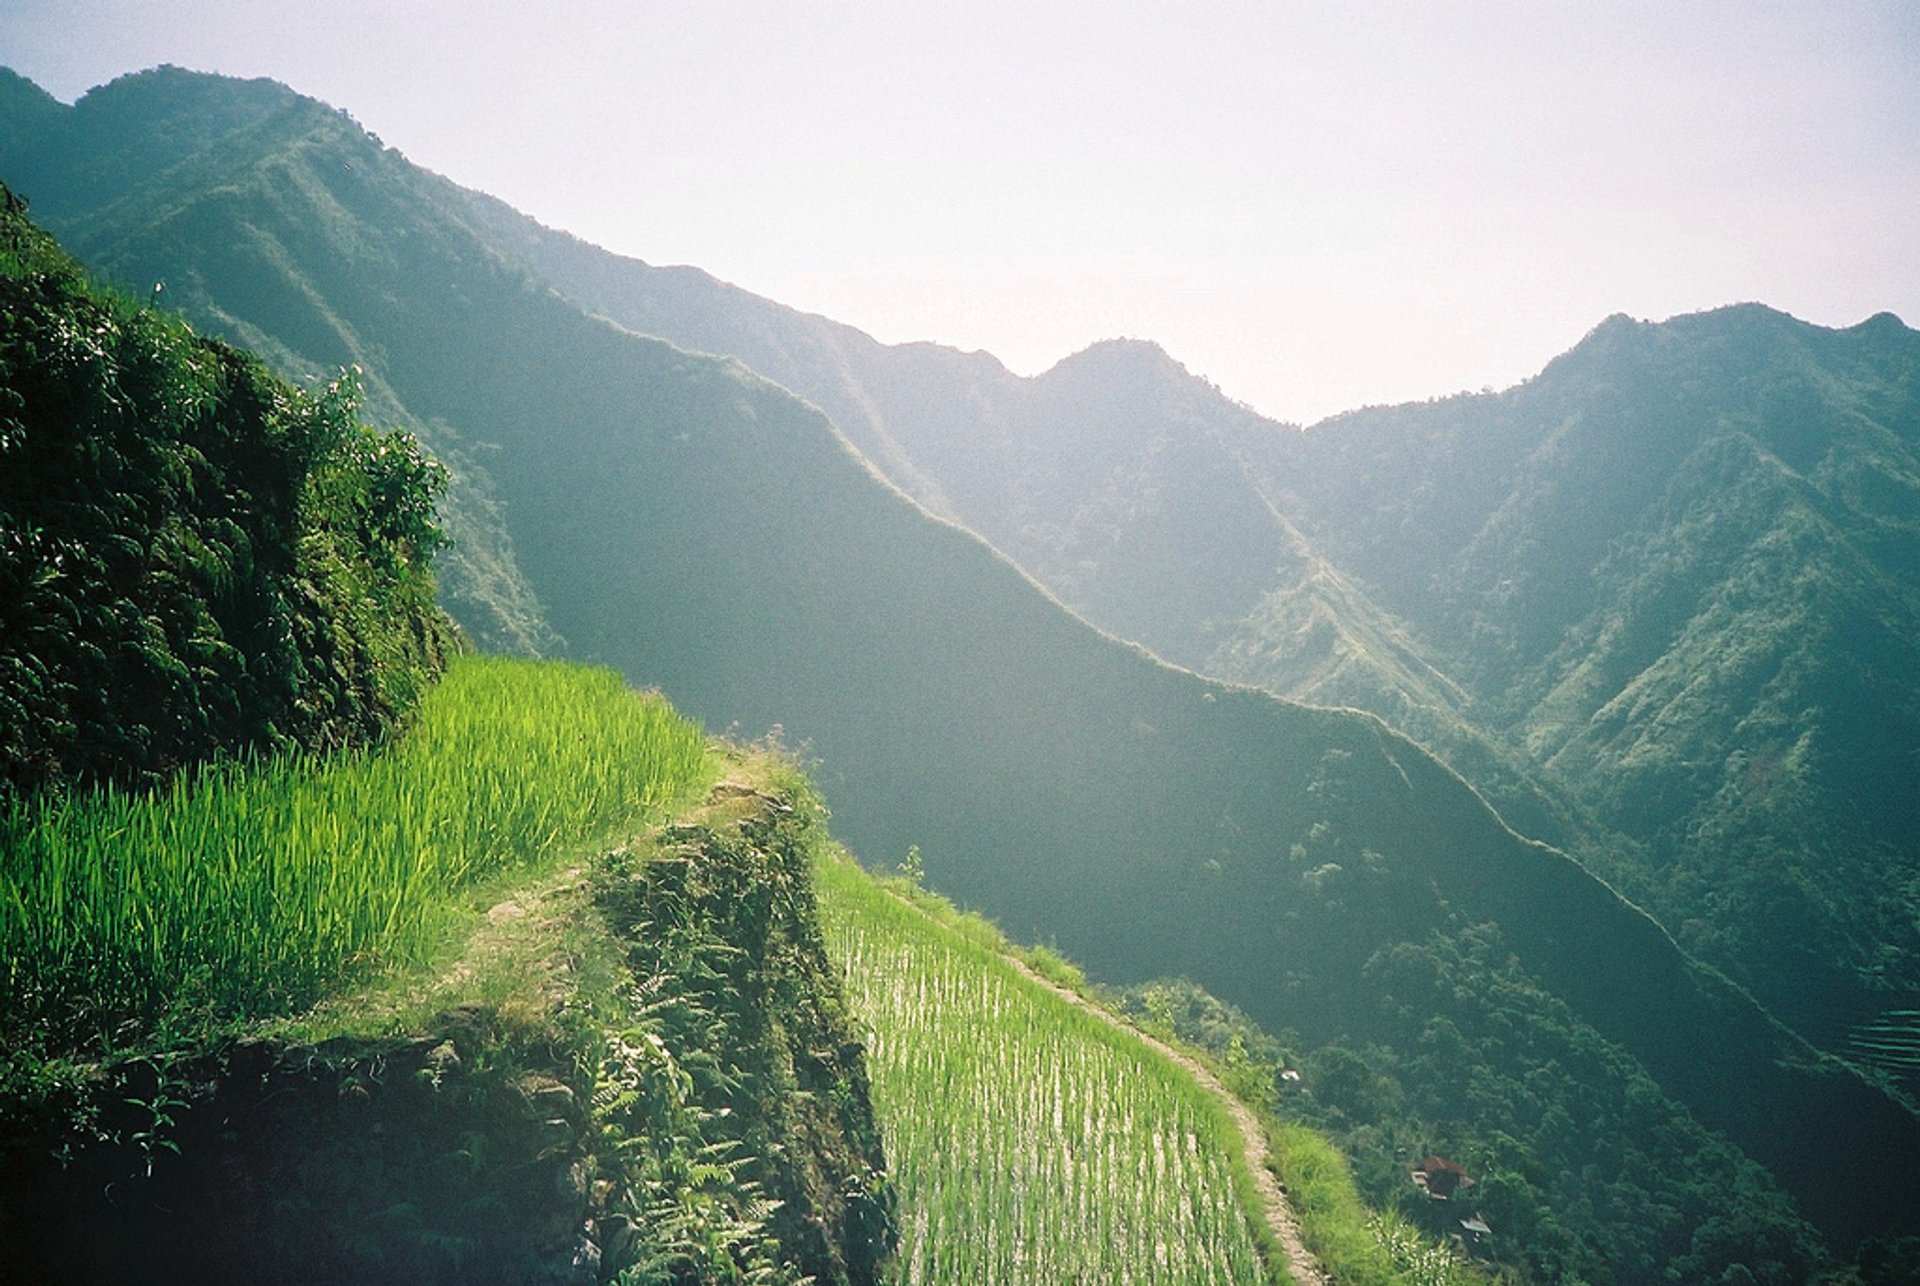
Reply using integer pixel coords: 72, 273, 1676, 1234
816, 833, 1492, 1286
0, 651, 1482, 1284
1848, 1011, 1920, 1090
817, 848, 1273, 1284
2, 656, 899, 1282
0, 190, 1480, 1283
0, 657, 709, 1054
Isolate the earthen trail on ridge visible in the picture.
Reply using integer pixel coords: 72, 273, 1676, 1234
885, 889, 1329, 1285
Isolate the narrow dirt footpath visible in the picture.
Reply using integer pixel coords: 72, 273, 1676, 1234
877, 887, 1328, 1284
1005, 954, 1330, 1285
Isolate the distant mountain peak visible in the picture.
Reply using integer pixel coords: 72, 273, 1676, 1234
1536, 302, 1894, 395
1045, 336, 1184, 377
1855, 309, 1912, 335
0, 66, 70, 156
50, 65, 379, 171
1080, 335, 1173, 358
0, 65, 66, 108
77, 63, 307, 115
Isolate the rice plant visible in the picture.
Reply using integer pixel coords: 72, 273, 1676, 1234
814, 852, 1271, 1285
1849, 1010, 1920, 1080
0, 655, 712, 1053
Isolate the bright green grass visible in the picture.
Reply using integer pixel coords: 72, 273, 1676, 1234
1270, 1122, 1485, 1286
1, 655, 711, 1052
815, 852, 1271, 1285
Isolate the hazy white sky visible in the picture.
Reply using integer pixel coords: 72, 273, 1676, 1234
4, 1, 1916, 423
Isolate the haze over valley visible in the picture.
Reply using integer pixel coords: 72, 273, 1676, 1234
3, 8, 1918, 1282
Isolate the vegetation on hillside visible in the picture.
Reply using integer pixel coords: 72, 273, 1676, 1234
2, 660, 893, 1283
518, 195, 1920, 1256
1, 655, 708, 1062
587, 763, 894, 1284
481, 154, 1920, 1075
815, 850, 1274, 1284
0, 175, 893, 1282
1230, 309, 1920, 1049
11, 63, 1920, 1275
1116, 948, 1835, 1285
1112, 978, 1487, 1286
0, 183, 456, 795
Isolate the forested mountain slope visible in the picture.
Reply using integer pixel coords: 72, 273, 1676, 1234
0, 67, 559, 656
1231, 310, 1920, 1045
474, 148, 1920, 1057
463, 193, 1324, 670
456, 157, 1623, 887
7, 66, 1919, 1273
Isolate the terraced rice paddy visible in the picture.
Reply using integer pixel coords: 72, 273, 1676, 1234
815, 854, 1273, 1285
1848, 1010, 1920, 1082
1, 655, 711, 1049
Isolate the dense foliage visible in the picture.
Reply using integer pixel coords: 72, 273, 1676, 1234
0, 183, 454, 795
592, 772, 894, 1285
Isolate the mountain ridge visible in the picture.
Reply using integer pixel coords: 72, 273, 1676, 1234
8, 64, 1918, 1270
1241, 302, 1920, 1039
465, 158, 1920, 1051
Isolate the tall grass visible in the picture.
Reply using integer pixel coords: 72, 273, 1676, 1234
815, 852, 1270, 1285
1269, 1121, 1491, 1286
1, 656, 711, 1052
1269, 1122, 1402, 1283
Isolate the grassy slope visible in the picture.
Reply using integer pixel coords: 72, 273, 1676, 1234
817, 852, 1505, 1286
1, 655, 709, 1058
2, 658, 896, 1284
9, 68, 1920, 1261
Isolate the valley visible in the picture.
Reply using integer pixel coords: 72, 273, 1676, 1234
3, 59, 1918, 1283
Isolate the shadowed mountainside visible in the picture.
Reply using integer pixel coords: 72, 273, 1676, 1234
467, 175, 1920, 1058
457, 175, 1630, 903
7, 66, 1920, 1269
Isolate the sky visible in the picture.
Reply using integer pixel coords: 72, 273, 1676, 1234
3, 1, 1916, 424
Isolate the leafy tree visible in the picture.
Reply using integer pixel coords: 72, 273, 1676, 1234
0, 184, 454, 794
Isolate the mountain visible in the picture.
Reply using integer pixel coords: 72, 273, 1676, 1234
461, 197, 1301, 667
0, 68, 63, 158
468, 150, 1920, 1058
459, 169, 1622, 881
0, 67, 561, 657
7, 66, 1918, 1271
1221, 309, 1920, 1046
